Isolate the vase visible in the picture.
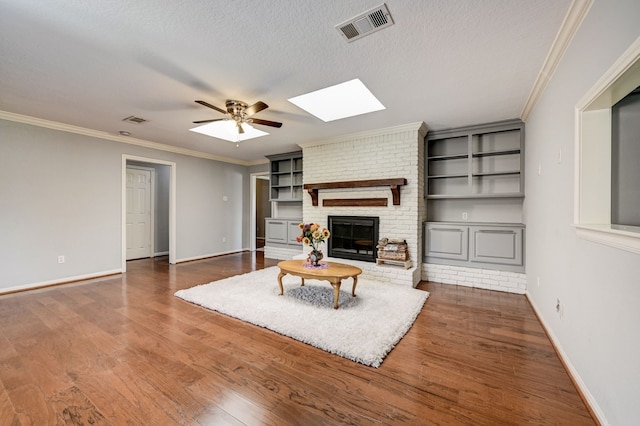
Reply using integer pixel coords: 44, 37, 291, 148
308, 250, 323, 266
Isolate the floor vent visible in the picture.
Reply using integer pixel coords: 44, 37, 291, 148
335, 3, 394, 43
122, 115, 148, 124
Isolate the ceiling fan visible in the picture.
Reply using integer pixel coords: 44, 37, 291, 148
193, 99, 283, 134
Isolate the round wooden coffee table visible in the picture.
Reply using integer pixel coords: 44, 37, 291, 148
277, 260, 363, 309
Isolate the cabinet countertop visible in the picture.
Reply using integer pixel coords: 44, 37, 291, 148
426, 221, 525, 227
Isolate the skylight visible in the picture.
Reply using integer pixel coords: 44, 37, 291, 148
288, 79, 385, 122
189, 121, 269, 142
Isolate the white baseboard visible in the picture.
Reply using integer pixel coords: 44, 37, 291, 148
0, 269, 122, 295
525, 292, 608, 425
153, 251, 169, 257
176, 249, 248, 263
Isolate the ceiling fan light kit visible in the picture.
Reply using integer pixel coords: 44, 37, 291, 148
190, 120, 269, 143
191, 99, 282, 143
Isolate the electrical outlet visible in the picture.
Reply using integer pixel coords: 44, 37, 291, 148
538, 164, 542, 175
58, 255, 65, 264
462, 212, 468, 220
537, 276, 540, 287
556, 299, 564, 319
556, 298, 564, 320
556, 147, 563, 164
223, 195, 228, 202
222, 237, 227, 243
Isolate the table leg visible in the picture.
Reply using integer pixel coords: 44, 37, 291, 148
301, 277, 305, 287
330, 280, 342, 309
277, 270, 286, 296
351, 275, 358, 297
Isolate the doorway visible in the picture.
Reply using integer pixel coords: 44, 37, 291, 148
250, 172, 271, 251
122, 155, 176, 272
256, 176, 271, 250
126, 165, 154, 260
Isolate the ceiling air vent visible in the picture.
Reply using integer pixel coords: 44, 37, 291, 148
335, 3, 394, 43
122, 115, 148, 124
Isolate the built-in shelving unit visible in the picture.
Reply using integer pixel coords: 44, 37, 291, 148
424, 119, 526, 271
426, 119, 524, 200
267, 151, 303, 202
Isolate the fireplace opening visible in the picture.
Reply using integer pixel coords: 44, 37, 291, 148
328, 216, 379, 262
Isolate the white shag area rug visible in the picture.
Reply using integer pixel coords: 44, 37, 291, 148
175, 266, 429, 367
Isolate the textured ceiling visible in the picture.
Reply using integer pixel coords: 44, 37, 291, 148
0, 0, 571, 164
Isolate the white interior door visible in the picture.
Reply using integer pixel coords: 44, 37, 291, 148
126, 167, 152, 260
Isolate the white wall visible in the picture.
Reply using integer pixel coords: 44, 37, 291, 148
0, 119, 251, 291
525, 1, 640, 424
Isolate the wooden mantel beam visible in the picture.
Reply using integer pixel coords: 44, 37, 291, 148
303, 178, 407, 206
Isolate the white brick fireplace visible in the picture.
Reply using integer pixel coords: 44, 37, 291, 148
298, 122, 428, 287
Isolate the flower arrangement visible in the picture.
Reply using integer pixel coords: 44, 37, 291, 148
296, 222, 330, 265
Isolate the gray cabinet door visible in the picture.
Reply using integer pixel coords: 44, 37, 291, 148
469, 226, 523, 266
287, 221, 301, 244
425, 224, 469, 261
265, 220, 287, 243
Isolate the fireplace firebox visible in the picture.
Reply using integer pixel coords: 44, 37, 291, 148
328, 216, 379, 262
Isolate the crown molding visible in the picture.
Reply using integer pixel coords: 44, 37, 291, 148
521, 0, 593, 121
0, 110, 262, 166
297, 121, 428, 149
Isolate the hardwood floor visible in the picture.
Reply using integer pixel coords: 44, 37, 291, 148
0, 252, 595, 425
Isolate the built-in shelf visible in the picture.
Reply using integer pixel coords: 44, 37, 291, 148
428, 173, 468, 179
425, 119, 524, 200
427, 153, 469, 161
266, 151, 303, 202
473, 170, 521, 177
303, 178, 407, 206
472, 149, 521, 158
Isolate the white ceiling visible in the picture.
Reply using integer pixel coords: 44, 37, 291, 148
0, 0, 571, 164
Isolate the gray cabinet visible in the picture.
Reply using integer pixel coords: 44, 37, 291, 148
266, 218, 301, 248
266, 151, 303, 202
469, 225, 523, 267
424, 224, 468, 261
265, 219, 288, 243
425, 222, 525, 272
288, 220, 301, 244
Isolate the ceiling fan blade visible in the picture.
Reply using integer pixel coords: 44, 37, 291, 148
249, 118, 283, 128
195, 100, 226, 114
192, 118, 225, 124
244, 101, 268, 116
237, 122, 245, 134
